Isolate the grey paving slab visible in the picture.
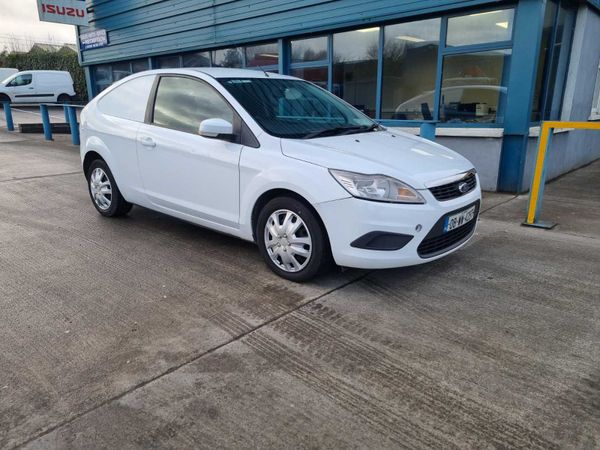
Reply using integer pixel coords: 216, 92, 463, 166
1, 128, 598, 449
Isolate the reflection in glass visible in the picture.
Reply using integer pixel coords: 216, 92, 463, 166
447, 9, 514, 46
98, 75, 155, 122
93, 65, 112, 93
212, 48, 243, 68
156, 55, 181, 69
112, 62, 131, 81
182, 52, 211, 67
153, 77, 233, 134
333, 27, 379, 117
290, 66, 328, 89
245, 42, 279, 67
381, 18, 440, 120
131, 59, 150, 73
220, 78, 373, 139
291, 36, 328, 63
439, 49, 511, 123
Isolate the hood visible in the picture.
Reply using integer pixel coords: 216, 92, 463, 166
280, 129, 474, 189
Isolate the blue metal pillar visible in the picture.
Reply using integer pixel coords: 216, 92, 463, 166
63, 104, 69, 122
420, 123, 436, 142
40, 104, 53, 140
3, 102, 14, 131
278, 39, 289, 75
497, 0, 547, 193
66, 106, 80, 145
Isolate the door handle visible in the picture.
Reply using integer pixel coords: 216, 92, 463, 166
28, 87, 34, 89
139, 136, 156, 148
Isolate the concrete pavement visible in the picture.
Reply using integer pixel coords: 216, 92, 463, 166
0, 130, 598, 448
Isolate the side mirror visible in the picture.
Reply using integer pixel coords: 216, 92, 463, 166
199, 118, 234, 140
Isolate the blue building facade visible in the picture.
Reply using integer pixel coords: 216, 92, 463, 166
77, 0, 600, 192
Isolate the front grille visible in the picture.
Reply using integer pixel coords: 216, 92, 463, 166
417, 219, 476, 258
429, 172, 477, 201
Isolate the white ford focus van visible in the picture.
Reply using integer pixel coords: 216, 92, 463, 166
80, 68, 481, 281
0, 70, 76, 103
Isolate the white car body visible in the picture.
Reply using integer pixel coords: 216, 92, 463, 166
0, 70, 76, 103
80, 68, 481, 273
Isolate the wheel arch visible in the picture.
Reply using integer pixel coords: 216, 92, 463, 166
250, 188, 330, 246
82, 150, 104, 176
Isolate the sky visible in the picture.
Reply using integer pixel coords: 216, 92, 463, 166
0, 0, 77, 52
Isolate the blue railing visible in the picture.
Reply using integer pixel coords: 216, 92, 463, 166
1, 101, 84, 145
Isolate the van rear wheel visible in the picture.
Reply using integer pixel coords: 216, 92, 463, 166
57, 94, 71, 103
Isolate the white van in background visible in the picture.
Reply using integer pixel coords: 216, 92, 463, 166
0, 70, 76, 103
0, 68, 18, 83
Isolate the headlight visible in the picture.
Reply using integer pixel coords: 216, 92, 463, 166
329, 169, 425, 204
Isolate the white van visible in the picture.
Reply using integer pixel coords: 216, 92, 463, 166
0, 70, 76, 103
0, 68, 18, 83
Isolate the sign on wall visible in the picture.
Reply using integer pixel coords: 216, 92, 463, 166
80, 29, 108, 51
37, 0, 89, 27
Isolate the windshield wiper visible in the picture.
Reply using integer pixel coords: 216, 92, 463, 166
303, 124, 380, 139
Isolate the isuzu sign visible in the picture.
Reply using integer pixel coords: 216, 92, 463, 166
37, 0, 89, 26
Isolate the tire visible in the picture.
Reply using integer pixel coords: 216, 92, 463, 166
0, 94, 10, 104
87, 160, 132, 217
57, 94, 71, 103
256, 196, 331, 282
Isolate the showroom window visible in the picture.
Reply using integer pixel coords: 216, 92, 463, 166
381, 18, 441, 120
245, 42, 278, 69
182, 52, 210, 68
439, 50, 511, 123
333, 27, 379, 117
212, 48, 243, 68
290, 36, 329, 89
531, 0, 576, 121
156, 55, 182, 69
446, 9, 514, 47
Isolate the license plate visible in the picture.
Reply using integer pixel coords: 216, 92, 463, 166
443, 206, 476, 233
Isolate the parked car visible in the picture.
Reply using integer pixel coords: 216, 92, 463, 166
0, 70, 76, 103
0, 68, 18, 83
80, 68, 481, 281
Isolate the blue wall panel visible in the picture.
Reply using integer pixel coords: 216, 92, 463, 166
80, 0, 506, 65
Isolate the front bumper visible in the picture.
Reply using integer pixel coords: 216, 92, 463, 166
314, 186, 481, 269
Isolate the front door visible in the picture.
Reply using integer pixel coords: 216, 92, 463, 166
136, 75, 242, 228
5, 73, 36, 102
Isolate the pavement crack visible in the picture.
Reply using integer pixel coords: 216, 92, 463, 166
13, 271, 372, 450
0, 171, 81, 184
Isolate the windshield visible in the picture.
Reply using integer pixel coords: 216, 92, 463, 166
218, 77, 377, 139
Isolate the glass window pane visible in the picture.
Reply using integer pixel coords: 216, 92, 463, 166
333, 27, 379, 117
131, 58, 150, 73
182, 52, 211, 67
153, 76, 234, 134
220, 78, 373, 139
245, 42, 279, 67
98, 75, 155, 122
212, 48, 243, 68
381, 18, 440, 120
93, 65, 112, 94
531, 1, 558, 121
156, 55, 181, 69
290, 66, 328, 89
447, 9, 514, 47
112, 62, 131, 82
291, 36, 328, 63
439, 49, 511, 123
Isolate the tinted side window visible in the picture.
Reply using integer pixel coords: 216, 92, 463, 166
152, 76, 234, 134
97, 75, 155, 122
8, 74, 32, 87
